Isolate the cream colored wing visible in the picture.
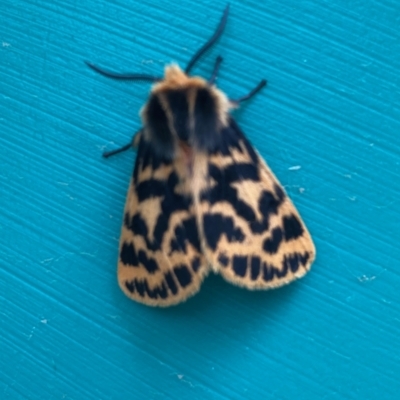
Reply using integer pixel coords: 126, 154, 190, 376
196, 119, 315, 289
118, 136, 210, 306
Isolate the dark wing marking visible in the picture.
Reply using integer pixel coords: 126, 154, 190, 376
197, 119, 315, 289
118, 134, 209, 306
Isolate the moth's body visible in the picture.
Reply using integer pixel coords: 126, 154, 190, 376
114, 64, 315, 306
88, 5, 316, 306
141, 65, 231, 160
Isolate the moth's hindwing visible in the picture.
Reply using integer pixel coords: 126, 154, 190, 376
198, 119, 316, 289
118, 134, 210, 306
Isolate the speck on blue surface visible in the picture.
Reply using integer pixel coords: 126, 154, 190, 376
1, 1, 399, 399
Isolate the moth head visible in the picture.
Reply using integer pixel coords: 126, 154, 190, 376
87, 5, 264, 161
140, 64, 231, 159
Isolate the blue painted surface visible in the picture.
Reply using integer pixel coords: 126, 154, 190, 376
1, 0, 399, 398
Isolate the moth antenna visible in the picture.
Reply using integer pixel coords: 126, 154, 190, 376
102, 143, 132, 158
185, 4, 229, 75
230, 79, 267, 104
85, 61, 161, 82
208, 55, 223, 84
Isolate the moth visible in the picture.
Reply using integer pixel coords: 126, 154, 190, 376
86, 5, 316, 306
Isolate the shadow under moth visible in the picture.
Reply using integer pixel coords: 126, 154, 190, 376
86, 5, 316, 306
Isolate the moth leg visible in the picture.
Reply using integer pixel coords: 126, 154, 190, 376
208, 55, 223, 85
230, 79, 267, 105
102, 129, 143, 158
132, 129, 143, 148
